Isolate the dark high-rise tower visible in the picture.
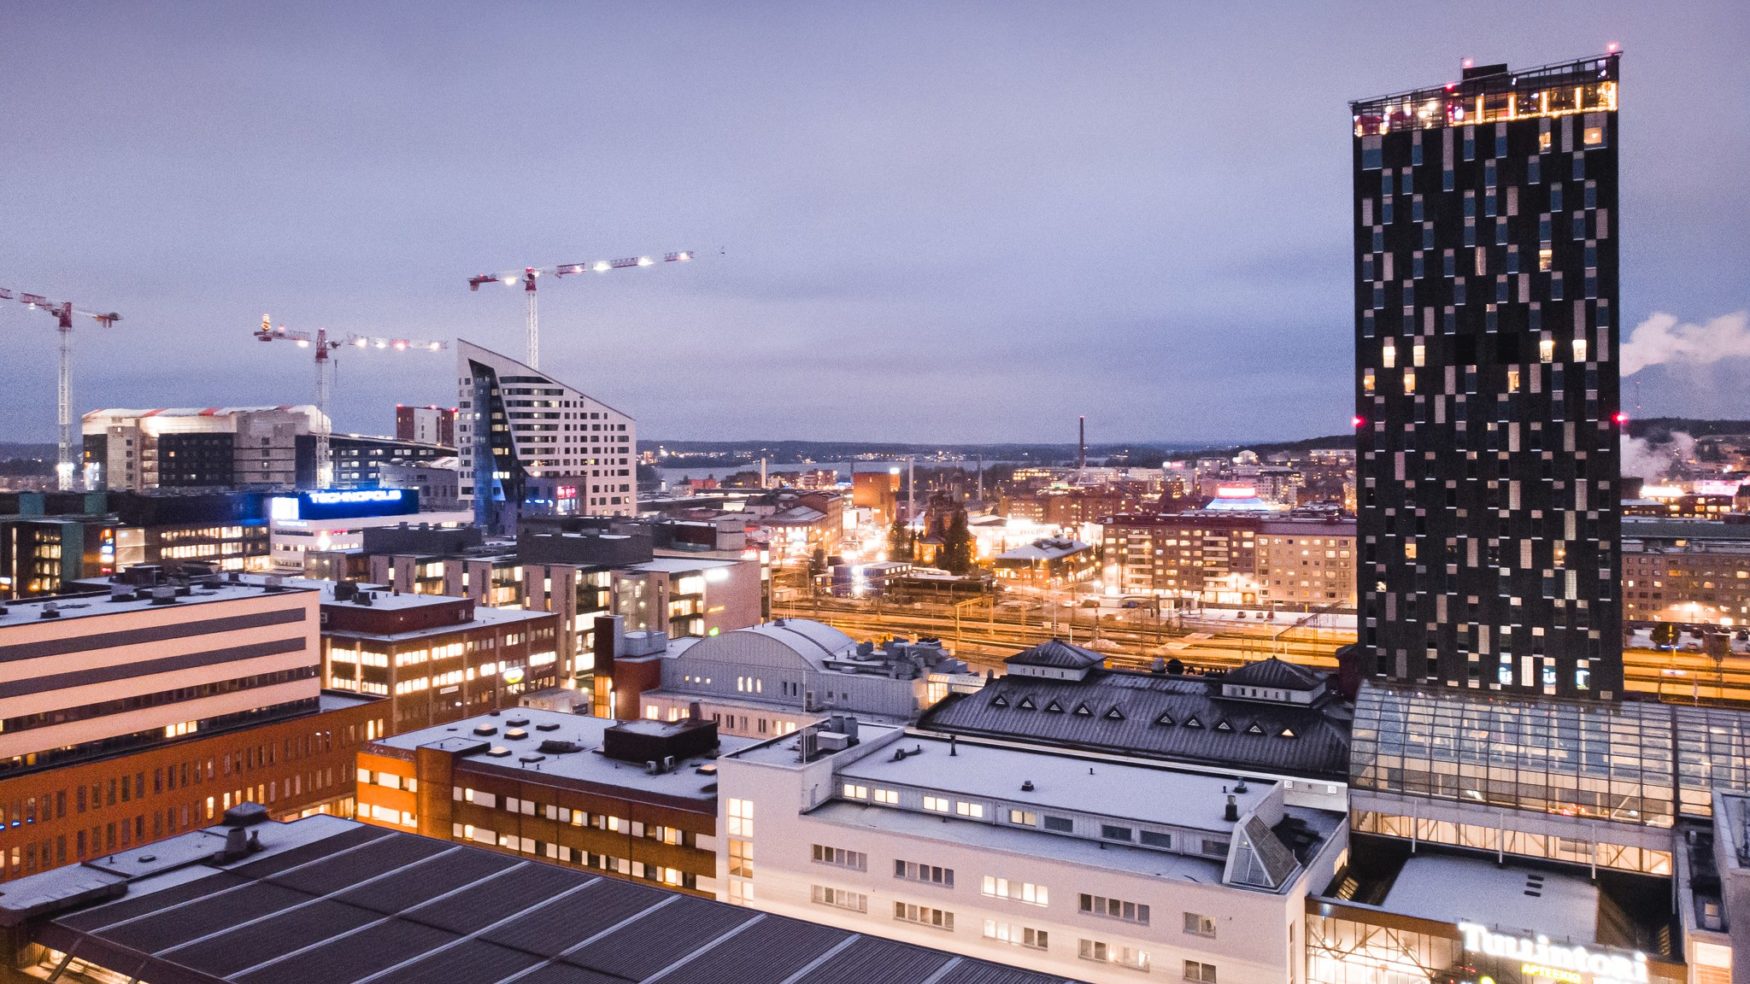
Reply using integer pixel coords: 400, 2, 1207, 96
1351, 53, 1623, 698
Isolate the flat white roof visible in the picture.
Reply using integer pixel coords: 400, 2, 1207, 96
0, 581, 313, 630
1384, 854, 1597, 944
373, 707, 755, 801
833, 732, 1275, 832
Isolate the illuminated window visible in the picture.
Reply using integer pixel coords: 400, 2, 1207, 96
726, 798, 753, 837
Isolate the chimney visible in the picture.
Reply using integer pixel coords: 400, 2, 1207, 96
1223, 793, 1239, 822
1078, 415, 1086, 471
949, 734, 958, 757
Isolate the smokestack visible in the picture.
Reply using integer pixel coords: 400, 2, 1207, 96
1078, 415, 1086, 471
760, 457, 768, 488
975, 454, 983, 501
906, 456, 915, 527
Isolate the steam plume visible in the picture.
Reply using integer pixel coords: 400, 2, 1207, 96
1621, 310, 1750, 376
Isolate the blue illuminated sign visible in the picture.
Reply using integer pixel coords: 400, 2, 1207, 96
279, 488, 421, 521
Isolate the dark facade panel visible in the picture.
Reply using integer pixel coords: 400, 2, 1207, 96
1352, 54, 1623, 698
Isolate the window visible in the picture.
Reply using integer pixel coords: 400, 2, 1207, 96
1043, 815, 1074, 833
812, 844, 867, 870
1008, 809, 1037, 826
811, 885, 868, 912
1184, 960, 1219, 983
1080, 893, 1149, 925
841, 783, 868, 801
984, 921, 1049, 950
1100, 824, 1133, 842
955, 801, 985, 818
726, 798, 753, 837
873, 787, 899, 806
895, 860, 954, 887
727, 837, 753, 878
922, 795, 950, 814
1184, 912, 1217, 937
1080, 939, 1150, 971
1140, 830, 1174, 849
894, 901, 954, 930
983, 876, 1049, 906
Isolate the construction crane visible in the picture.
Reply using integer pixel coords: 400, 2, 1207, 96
253, 315, 446, 488
0, 287, 121, 490
467, 249, 695, 369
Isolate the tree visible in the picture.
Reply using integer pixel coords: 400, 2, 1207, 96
939, 508, 975, 575
888, 516, 913, 561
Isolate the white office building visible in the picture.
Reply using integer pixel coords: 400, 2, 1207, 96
456, 340, 636, 523
715, 720, 1347, 983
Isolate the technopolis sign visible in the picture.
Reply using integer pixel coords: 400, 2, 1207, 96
1457, 922, 1649, 984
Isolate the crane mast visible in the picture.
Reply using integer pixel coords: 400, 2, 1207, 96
1, 287, 121, 490
254, 315, 445, 488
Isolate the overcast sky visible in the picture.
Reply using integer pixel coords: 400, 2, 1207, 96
4, 2, 1746, 445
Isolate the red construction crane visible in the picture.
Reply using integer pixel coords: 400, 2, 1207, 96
0, 287, 121, 490
467, 249, 695, 368
253, 315, 446, 488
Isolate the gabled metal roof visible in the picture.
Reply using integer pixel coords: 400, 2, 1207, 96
920, 667, 1352, 780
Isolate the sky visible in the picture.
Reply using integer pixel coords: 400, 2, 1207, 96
3, 1, 1747, 445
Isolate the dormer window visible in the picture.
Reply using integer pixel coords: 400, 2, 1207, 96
1184, 716, 1203, 729
1044, 700, 1064, 714
1103, 707, 1124, 721
1155, 712, 1175, 726
1245, 722, 1264, 735
1073, 703, 1092, 717
1214, 720, 1233, 732
1018, 697, 1036, 710
1279, 727, 1297, 739
990, 694, 1009, 708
